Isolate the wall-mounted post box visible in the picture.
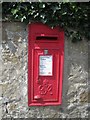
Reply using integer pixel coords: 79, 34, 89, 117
28, 22, 64, 106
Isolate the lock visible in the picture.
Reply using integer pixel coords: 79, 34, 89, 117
34, 95, 41, 100
44, 50, 48, 54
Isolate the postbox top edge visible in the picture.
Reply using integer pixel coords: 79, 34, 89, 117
28, 22, 64, 32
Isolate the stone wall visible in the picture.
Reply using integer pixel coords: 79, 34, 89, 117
1, 22, 89, 119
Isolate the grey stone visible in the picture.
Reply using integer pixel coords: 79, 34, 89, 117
1, 22, 89, 119
7, 41, 17, 54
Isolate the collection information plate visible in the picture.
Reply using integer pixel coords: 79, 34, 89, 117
39, 56, 53, 76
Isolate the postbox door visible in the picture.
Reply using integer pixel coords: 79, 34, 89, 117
32, 49, 63, 105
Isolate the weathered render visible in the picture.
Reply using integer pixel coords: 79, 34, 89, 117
1, 22, 89, 119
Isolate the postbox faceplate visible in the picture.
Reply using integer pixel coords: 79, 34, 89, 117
28, 23, 64, 106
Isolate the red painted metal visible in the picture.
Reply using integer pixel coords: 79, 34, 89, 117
28, 22, 64, 106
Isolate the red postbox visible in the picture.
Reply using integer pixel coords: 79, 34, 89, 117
28, 22, 64, 106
